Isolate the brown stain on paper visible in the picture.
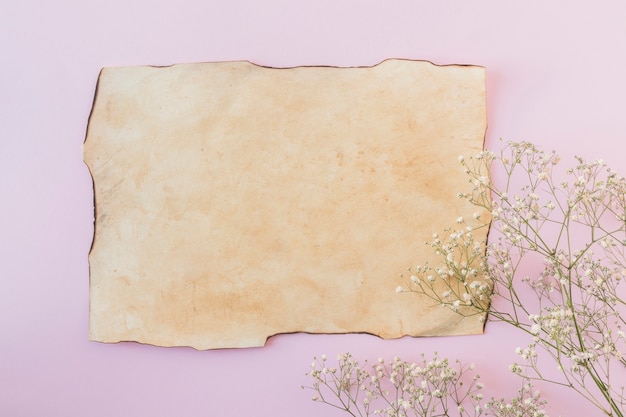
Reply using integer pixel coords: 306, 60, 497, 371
84, 60, 489, 349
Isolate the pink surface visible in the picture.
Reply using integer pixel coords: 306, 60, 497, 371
2, 1, 626, 416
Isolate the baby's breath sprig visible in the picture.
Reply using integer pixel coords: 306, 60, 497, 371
398, 220, 492, 319
486, 379, 548, 417
405, 140, 626, 417
304, 353, 501, 417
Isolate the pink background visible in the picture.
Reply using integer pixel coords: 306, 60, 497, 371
2, 1, 626, 416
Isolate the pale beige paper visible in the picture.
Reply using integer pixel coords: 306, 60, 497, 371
84, 59, 488, 349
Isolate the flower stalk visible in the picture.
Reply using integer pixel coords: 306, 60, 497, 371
403, 141, 626, 416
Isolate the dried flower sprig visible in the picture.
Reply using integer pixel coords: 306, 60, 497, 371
404, 140, 626, 417
304, 352, 529, 417
304, 352, 549, 417
487, 378, 548, 417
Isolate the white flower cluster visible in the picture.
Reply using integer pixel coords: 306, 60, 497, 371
306, 353, 492, 417
528, 308, 574, 345
306, 353, 550, 417
400, 222, 492, 318
487, 381, 548, 417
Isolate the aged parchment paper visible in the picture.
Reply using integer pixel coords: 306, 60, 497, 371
84, 59, 488, 349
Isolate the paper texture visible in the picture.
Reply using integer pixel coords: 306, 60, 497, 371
84, 59, 488, 349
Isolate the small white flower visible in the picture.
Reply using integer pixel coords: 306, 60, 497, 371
395, 286, 403, 293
